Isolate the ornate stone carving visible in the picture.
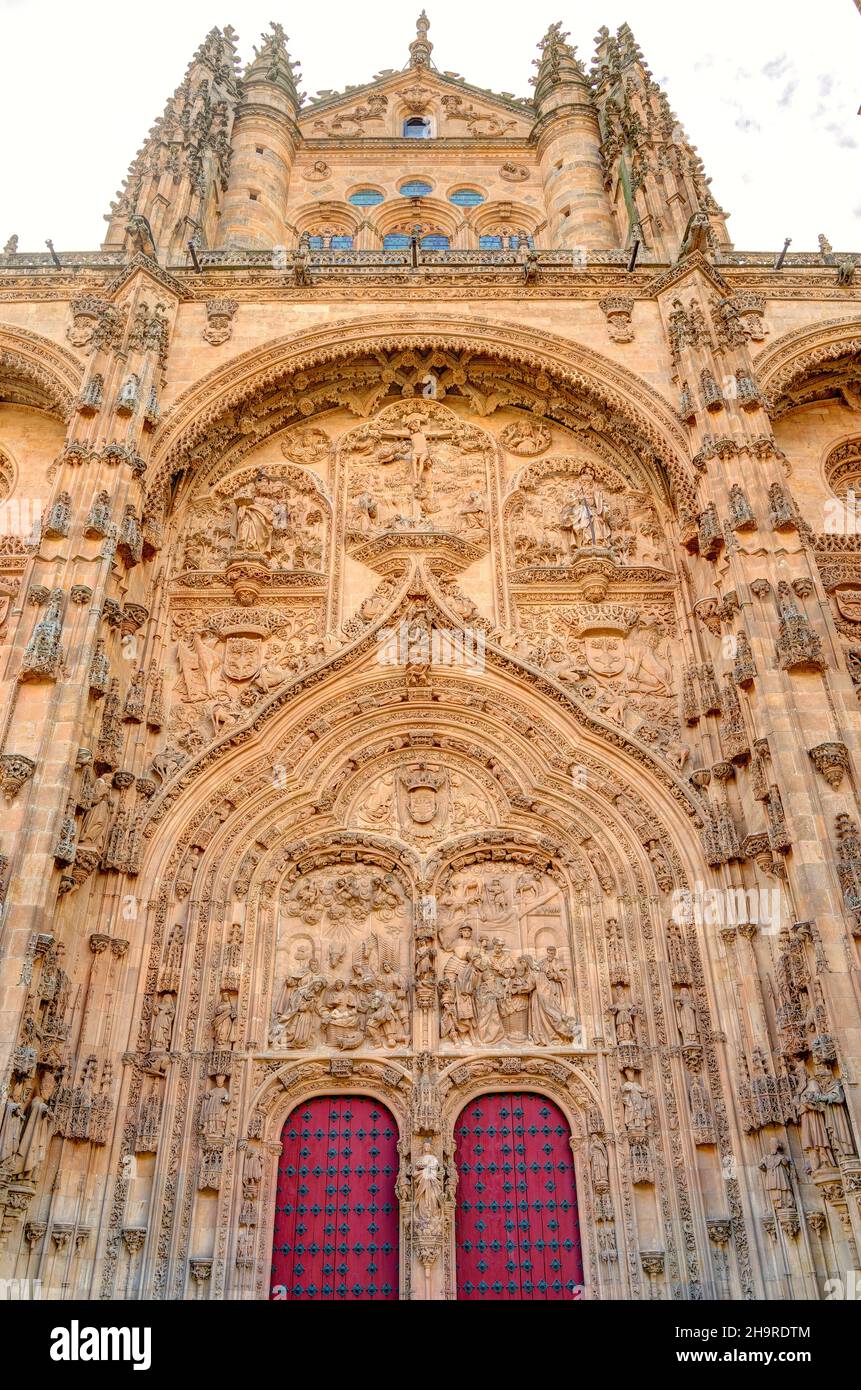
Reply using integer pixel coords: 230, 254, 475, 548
203, 299, 238, 346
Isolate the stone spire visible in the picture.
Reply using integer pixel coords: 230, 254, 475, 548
217, 24, 304, 249
244, 21, 303, 108
531, 21, 616, 250
591, 23, 731, 258
531, 21, 590, 106
102, 27, 243, 257
409, 11, 434, 69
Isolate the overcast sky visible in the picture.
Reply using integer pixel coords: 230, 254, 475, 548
1, 0, 858, 252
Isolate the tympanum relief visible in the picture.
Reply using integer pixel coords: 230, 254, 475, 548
512, 603, 687, 765
270, 868, 411, 1053
165, 604, 325, 757
506, 457, 669, 575
354, 762, 493, 843
178, 463, 331, 580
341, 400, 492, 564
436, 865, 578, 1050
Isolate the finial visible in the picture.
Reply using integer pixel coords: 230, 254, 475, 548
410, 11, 433, 68
531, 20, 585, 89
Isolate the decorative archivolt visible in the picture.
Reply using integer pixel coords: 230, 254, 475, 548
471, 201, 542, 239
374, 198, 460, 240
292, 202, 361, 239
148, 317, 694, 506
755, 315, 861, 414
0, 446, 15, 501
139, 563, 703, 862
823, 437, 861, 499
0, 321, 83, 419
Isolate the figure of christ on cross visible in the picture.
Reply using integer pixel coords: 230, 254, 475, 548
377, 411, 455, 522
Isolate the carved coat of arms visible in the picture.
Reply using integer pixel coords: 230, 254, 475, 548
223, 636, 262, 683
397, 765, 450, 841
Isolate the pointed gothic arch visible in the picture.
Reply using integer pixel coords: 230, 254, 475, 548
0, 321, 84, 419
148, 316, 694, 511
755, 315, 861, 416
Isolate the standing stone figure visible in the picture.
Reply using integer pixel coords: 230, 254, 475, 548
759, 1139, 795, 1210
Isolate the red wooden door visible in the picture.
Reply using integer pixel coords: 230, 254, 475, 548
455, 1092, 583, 1300
271, 1096, 400, 1301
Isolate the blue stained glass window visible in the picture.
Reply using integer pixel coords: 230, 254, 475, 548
450, 189, 485, 207
348, 189, 384, 207
421, 235, 450, 249
307, 236, 324, 250
330, 236, 354, 250
399, 180, 433, 198
480, 236, 504, 250
383, 234, 411, 250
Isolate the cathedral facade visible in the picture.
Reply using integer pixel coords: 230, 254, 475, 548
0, 15, 860, 1301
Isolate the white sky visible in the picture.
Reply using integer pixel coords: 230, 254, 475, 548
1, 0, 859, 252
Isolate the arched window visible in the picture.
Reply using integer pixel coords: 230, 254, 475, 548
305, 231, 354, 251
348, 189, 385, 207
480, 230, 535, 252
399, 179, 433, 199
403, 116, 432, 139
450, 189, 485, 207
383, 234, 411, 250
421, 234, 450, 250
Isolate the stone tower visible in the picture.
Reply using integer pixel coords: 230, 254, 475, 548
0, 15, 860, 1303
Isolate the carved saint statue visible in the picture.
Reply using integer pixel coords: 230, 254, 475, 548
150, 993, 175, 1052
816, 1067, 857, 1160
590, 1136, 610, 1191
610, 987, 639, 1045
232, 489, 271, 554
797, 1071, 836, 1173
414, 1141, 444, 1227
620, 1069, 651, 1131
15, 1074, 56, 1181
200, 1077, 230, 1137
529, 947, 576, 1045
77, 776, 115, 854
674, 987, 700, 1046
561, 472, 612, 551
759, 1139, 795, 1210
0, 1098, 24, 1168
210, 992, 237, 1049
